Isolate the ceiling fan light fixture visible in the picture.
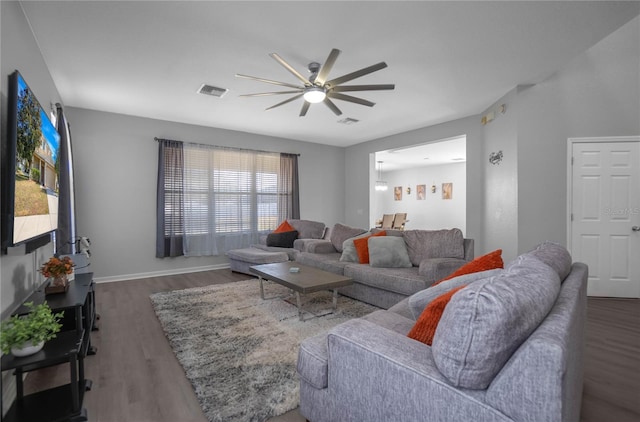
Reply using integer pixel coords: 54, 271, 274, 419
303, 86, 326, 103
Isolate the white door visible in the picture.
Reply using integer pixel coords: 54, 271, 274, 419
569, 137, 640, 298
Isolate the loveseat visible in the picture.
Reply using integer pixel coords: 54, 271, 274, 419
295, 224, 474, 309
297, 242, 587, 422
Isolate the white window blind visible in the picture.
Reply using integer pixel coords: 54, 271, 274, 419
157, 139, 298, 258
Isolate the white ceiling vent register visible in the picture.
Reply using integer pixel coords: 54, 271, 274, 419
197, 84, 228, 98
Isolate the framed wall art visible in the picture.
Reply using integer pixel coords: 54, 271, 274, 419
442, 183, 453, 200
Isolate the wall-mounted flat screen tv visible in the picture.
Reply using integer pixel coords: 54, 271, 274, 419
1, 70, 60, 251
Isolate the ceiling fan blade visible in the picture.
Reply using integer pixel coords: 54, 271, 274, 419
265, 93, 304, 111
315, 48, 341, 86
299, 101, 311, 117
323, 98, 342, 116
240, 90, 303, 97
269, 53, 311, 86
331, 84, 395, 92
328, 92, 375, 107
326, 62, 388, 87
235, 74, 303, 90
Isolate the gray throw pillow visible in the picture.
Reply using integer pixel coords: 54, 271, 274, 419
368, 237, 413, 268
340, 231, 372, 262
407, 269, 503, 319
432, 254, 561, 389
330, 223, 367, 253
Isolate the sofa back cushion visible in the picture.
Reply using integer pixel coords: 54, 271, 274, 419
525, 241, 572, 281
403, 229, 465, 266
330, 223, 367, 253
288, 219, 326, 239
432, 254, 561, 389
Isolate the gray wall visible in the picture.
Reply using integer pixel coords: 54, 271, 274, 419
64, 107, 345, 281
345, 116, 485, 253
479, 15, 640, 259
372, 163, 466, 233
481, 89, 519, 263
1, 1, 61, 319
1, 1, 62, 413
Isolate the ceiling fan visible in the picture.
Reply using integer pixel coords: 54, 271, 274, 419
236, 48, 395, 117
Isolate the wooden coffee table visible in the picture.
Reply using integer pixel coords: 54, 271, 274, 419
250, 261, 353, 321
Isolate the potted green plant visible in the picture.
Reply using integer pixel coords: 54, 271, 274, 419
0, 302, 63, 357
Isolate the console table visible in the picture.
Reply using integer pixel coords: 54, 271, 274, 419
0, 272, 96, 421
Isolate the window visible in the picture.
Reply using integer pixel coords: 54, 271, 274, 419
156, 139, 299, 257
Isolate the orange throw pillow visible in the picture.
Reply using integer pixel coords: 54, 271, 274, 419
273, 220, 295, 233
353, 230, 386, 264
408, 284, 467, 345
433, 249, 504, 286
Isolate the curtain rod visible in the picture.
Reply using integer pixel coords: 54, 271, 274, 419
154, 137, 300, 157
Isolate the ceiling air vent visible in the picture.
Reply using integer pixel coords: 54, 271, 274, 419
337, 117, 359, 125
197, 84, 228, 98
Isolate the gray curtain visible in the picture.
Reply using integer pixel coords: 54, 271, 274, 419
279, 153, 300, 220
55, 104, 77, 254
156, 139, 184, 257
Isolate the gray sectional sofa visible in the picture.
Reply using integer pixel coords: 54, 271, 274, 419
294, 224, 474, 309
297, 242, 587, 422
233, 220, 473, 309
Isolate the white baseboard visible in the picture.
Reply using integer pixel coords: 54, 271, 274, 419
94, 263, 231, 283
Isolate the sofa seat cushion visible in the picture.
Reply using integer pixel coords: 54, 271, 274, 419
295, 252, 350, 275
403, 229, 465, 266
432, 254, 562, 389
344, 265, 429, 296
226, 247, 289, 264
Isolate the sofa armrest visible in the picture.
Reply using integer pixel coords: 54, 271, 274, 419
418, 257, 468, 282
320, 319, 504, 421
298, 239, 337, 254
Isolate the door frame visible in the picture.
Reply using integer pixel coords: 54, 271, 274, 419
566, 135, 640, 254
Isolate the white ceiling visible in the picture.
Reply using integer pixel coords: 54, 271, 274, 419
20, 1, 639, 147
377, 135, 466, 171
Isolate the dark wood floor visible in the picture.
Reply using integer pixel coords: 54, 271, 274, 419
23, 269, 639, 422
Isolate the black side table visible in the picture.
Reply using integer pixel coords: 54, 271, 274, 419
1, 330, 88, 422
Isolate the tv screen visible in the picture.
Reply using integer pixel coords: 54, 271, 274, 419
2, 70, 60, 250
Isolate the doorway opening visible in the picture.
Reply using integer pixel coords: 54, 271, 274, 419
370, 135, 467, 233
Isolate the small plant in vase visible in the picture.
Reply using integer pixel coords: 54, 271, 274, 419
40, 256, 74, 294
0, 302, 63, 357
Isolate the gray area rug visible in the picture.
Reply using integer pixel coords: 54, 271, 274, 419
150, 279, 377, 422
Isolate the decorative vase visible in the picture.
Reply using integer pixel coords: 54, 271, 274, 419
52, 274, 69, 287
45, 274, 69, 295
11, 340, 44, 357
